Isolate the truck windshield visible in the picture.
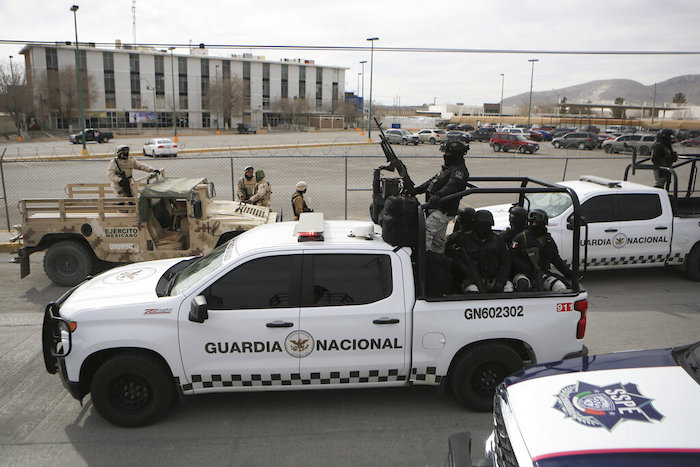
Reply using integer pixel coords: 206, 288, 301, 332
525, 192, 572, 219
170, 240, 236, 295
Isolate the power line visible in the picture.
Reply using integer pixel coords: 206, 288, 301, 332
1, 39, 700, 55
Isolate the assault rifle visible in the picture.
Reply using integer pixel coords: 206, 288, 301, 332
458, 246, 486, 293
374, 117, 415, 194
525, 247, 545, 291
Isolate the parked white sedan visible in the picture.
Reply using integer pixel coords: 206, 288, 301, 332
143, 138, 179, 157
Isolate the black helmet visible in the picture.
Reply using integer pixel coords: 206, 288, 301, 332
444, 141, 467, 157
509, 206, 528, 224
455, 206, 475, 231
528, 209, 548, 225
657, 129, 674, 140
474, 209, 494, 226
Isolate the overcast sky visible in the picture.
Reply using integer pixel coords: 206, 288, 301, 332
2, 0, 699, 106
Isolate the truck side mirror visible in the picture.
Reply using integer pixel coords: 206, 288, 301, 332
189, 295, 209, 323
193, 199, 203, 218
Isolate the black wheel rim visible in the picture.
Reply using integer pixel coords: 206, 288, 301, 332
56, 254, 79, 275
472, 363, 507, 397
110, 374, 152, 411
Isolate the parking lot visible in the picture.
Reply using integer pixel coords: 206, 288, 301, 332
0, 131, 699, 466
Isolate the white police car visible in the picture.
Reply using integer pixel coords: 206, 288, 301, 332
482, 342, 700, 466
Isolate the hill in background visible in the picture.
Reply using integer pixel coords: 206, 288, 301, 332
503, 75, 700, 107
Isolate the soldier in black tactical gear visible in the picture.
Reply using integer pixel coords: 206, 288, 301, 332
445, 206, 475, 254
500, 206, 528, 245
510, 209, 572, 292
651, 129, 677, 189
413, 141, 469, 253
446, 209, 512, 293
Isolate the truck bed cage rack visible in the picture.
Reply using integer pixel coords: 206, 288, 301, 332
623, 154, 699, 198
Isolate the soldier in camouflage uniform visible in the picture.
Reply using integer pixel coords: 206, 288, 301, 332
237, 166, 256, 202
248, 169, 271, 207
107, 145, 160, 197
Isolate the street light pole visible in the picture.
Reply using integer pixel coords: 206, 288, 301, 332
215, 64, 220, 134
168, 47, 178, 141
8, 55, 21, 141
527, 59, 539, 128
499, 73, 505, 119
70, 5, 88, 156
359, 60, 366, 135
366, 38, 378, 142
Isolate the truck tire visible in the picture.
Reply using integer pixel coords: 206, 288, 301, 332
43, 240, 95, 287
685, 245, 700, 281
90, 353, 173, 427
451, 344, 523, 412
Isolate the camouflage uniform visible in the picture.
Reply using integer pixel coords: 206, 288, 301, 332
249, 170, 271, 207
237, 175, 256, 202
107, 155, 157, 196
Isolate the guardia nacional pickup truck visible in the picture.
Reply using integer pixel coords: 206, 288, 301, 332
484, 156, 700, 281
43, 178, 589, 427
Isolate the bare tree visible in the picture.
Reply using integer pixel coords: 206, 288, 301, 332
271, 97, 312, 130
0, 60, 34, 135
335, 99, 360, 128
209, 75, 245, 129
33, 66, 96, 131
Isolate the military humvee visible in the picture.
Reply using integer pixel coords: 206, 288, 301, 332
14, 173, 277, 286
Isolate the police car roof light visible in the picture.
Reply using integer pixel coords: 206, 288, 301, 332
295, 212, 325, 242
579, 175, 622, 188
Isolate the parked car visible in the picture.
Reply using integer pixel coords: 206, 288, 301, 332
489, 132, 539, 154
143, 138, 179, 157
69, 128, 113, 144
528, 130, 546, 141
550, 127, 577, 138
467, 127, 496, 142
608, 133, 657, 155
385, 128, 419, 145
551, 131, 599, 150
417, 129, 448, 144
456, 124, 474, 132
602, 134, 632, 153
237, 123, 256, 134
446, 130, 472, 144
681, 136, 700, 147
480, 342, 700, 467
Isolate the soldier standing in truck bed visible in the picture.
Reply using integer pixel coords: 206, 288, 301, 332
107, 145, 159, 197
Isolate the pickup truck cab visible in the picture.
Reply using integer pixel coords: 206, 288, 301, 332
69, 128, 113, 144
43, 178, 589, 427
484, 157, 700, 281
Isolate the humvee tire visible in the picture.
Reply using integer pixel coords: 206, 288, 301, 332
43, 240, 95, 287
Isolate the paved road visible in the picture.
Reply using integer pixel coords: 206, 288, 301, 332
0, 251, 698, 466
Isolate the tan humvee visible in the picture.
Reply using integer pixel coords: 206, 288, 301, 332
15, 173, 277, 286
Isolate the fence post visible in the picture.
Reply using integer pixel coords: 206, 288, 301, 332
344, 153, 348, 220
562, 156, 569, 181
230, 153, 235, 201
0, 148, 10, 230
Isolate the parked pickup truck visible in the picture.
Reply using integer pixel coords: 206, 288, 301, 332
42, 176, 589, 427
14, 173, 277, 287
69, 128, 113, 144
482, 156, 700, 281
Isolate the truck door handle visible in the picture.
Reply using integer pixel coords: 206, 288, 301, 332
373, 317, 400, 324
266, 321, 294, 328
655, 226, 668, 230
604, 228, 618, 233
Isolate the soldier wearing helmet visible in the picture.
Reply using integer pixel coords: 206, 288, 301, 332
292, 181, 313, 220
444, 206, 475, 254
446, 209, 512, 293
107, 145, 159, 197
237, 165, 256, 202
499, 206, 529, 245
651, 129, 677, 189
413, 141, 469, 253
510, 209, 572, 292
248, 169, 271, 207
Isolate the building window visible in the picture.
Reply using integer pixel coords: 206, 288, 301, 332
262, 63, 270, 110
78, 50, 87, 71
131, 94, 141, 109
281, 64, 288, 99
201, 58, 210, 109
154, 55, 164, 74
202, 111, 210, 128
177, 57, 188, 110
154, 55, 165, 97
103, 51, 115, 109
298, 66, 305, 99
129, 53, 140, 108
179, 95, 188, 109
315, 67, 323, 111
242, 61, 251, 109
222, 60, 230, 80
46, 48, 58, 70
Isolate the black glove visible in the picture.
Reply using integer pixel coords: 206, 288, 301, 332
153, 169, 161, 175
428, 195, 441, 209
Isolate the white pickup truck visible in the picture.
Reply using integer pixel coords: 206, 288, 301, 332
42, 179, 589, 427
485, 157, 700, 281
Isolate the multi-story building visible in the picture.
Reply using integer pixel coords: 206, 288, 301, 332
20, 42, 346, 130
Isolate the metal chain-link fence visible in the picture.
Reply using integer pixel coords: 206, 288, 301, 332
0, 151, 688, 230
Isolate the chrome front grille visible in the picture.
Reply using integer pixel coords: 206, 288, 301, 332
492, 386, 518, 467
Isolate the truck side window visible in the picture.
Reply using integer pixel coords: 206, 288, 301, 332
580, 195, 616, 223
616, 194, 662, 221
205, 255, 295, 309
306, 254, 392, 306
